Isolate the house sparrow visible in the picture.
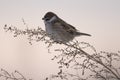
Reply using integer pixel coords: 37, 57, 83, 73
42, 12, 91, 43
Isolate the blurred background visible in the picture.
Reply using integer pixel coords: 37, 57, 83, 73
0, 0, 120, 80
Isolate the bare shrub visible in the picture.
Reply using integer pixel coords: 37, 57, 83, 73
3, 23, 120, 80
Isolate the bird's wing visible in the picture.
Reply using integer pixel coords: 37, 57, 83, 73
57, 18, 77, 34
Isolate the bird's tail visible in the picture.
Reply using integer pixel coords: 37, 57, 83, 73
75, 32, 91, 36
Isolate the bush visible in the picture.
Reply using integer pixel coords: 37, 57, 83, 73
3, 23, 120, 80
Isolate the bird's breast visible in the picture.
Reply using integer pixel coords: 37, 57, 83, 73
44, 22, 54, 34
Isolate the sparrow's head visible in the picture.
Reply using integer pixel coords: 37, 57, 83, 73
42, 12, 58, 22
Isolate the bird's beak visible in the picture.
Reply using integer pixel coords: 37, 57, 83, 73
42, 17, 45, 20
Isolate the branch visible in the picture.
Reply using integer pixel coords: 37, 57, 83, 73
4, 24, 120, 80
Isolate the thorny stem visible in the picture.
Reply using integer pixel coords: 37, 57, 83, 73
64, 43, 120, 80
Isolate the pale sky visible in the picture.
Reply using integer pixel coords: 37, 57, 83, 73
0, 0, 120, 80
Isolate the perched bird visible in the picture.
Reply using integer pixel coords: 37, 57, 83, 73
42, 12, 91, 43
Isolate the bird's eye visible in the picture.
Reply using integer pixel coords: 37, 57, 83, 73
45, 18, 50, 21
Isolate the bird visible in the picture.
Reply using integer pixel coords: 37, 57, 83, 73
42, 12, 91, 43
